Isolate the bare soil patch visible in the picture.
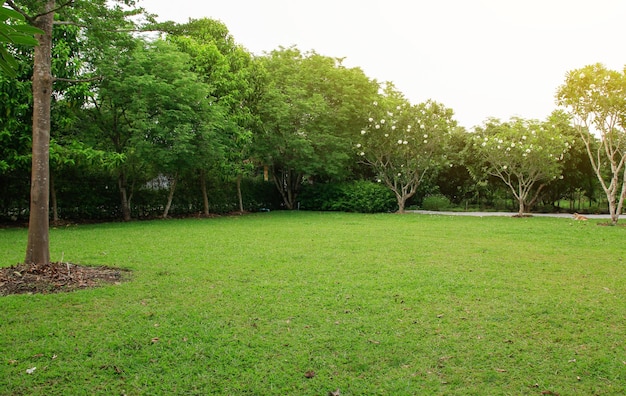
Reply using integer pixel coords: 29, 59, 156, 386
0, 262, 130, 296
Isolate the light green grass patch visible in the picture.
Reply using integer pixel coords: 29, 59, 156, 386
1, 212, 625, 395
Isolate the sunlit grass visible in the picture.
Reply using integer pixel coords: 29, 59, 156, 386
1, 212, 625, 395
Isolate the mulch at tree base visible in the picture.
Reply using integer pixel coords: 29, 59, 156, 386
0, 262, 130, 296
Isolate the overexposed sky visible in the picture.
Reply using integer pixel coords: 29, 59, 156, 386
143, 0, 626, 129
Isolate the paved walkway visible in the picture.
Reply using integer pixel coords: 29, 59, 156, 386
409, 210, 611, 219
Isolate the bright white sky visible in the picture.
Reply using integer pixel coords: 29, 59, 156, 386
143, 0, 626, 129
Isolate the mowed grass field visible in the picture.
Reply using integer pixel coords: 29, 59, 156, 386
0, 211, 625, 395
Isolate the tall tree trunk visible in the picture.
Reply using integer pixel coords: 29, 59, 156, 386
50, 172, 59, 224
118, 172, 132, 221
25, 1, 54, 265
236, 173, 244, 212
200, 169, 209, 216
162, 175, 177, 219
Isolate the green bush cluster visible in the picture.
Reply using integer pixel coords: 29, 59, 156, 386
299, 180, 396, 213
420, 194, 452, 211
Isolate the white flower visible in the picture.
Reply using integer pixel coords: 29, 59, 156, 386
377, 179, 382, 182
356, 143, 361, 148
503, 165, 508, 170
375, 124, 380, 129
398, 139, 403, 144
481, 142, 487, 147
526, 148, 531, 153
380, 119, 385, 124
511, 142, 516, 147
522, 135, 527, 140
398, 173, 402, 176
403, 140, 408, 144
396, 105, 401, 110
423, 140, 428, 144
361, 130, 366, 135
423, 134, 428, 138
391, 125, 396, 130
373, 101, 378, 106
384, 133, 389, 137
368, 117, 373, 122
360, 152, 365, 156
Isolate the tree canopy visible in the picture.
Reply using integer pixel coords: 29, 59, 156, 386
556, 63, 626, 224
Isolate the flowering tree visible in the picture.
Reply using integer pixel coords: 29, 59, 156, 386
357, 85, 456, 212
556, 63, 626, 225
471, 114, 574, 216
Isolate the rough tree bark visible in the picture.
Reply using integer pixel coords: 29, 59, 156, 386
24, 0, 55, 265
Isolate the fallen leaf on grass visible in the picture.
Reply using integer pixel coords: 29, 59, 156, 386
304, 370, 315, 378
8, 360, 18, 365
150, 337, 159, 343
495, 368, 507, 372
541, 391, 560, 396
328, 389, 341, 396
26, 367, 36, 374
368, 339, 380, 344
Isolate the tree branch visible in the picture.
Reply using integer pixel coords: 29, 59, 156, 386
54, 76, 103, 83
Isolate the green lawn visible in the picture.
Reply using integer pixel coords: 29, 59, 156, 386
1, 212, 625, 395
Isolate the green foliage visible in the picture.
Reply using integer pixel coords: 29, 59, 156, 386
357, 83, 457, 212
299, 180, 396, 213
470, 113, 574, 214
256, 46, 378, 209
0, 6, 42, 77
556, 63, 626, 224
421, 194, 452, 211
1, 213, 625, 394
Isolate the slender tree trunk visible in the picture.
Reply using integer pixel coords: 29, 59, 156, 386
118, 172, 132, 221
396, 194, 406, 213
236, 173, 244, 213
200, 169, 209, 216
518, 200, 526, 216
25, 1, 54, 265
50, 172, 59, 223
162, 175, 177, 219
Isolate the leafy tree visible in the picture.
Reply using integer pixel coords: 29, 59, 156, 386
4, 0, 146, 264
167, 18, 259, 214
556, 63, 626, 225
256, 47, 378, 209
80, 38, 220, 220
470, 114, 574, 216
357, 84, 457, 212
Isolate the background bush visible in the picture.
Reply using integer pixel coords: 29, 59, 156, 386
421, 194, 452, 211
299, 180, 396, 213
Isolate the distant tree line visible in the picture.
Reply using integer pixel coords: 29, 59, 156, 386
1, 4, 623, 227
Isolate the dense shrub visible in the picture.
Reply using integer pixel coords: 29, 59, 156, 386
300, 180, 396, 213
421, 194, 452, 211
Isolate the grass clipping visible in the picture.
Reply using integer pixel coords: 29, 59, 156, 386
0, 262, 130, 296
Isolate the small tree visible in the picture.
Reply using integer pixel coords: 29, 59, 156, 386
556, 63, 626, 225
357, 85, 456, 212
471, 114, 573, 216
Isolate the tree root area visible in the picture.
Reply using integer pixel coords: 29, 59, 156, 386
0, 262, 130, 296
